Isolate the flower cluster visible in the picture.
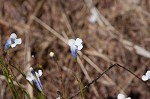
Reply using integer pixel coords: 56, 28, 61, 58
68, 38, 83, 60
26, 67, 43, 92
117, 93, 131, 99
4, 33, 22, 49
142, 70, 150, 81
3, 30, 148, 98
4, 33, 44, 92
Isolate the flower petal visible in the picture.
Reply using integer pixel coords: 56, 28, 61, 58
4, 39, 11, 49
77, 44, 83, 50
26, 75, 33, 82
126, 97, 131, 99
146, 71, 150, 79
33, 79, 42, 91
68, 39, 75, 46
35, 72, 40, 78
142, 75, 148, 81
75, 38, 82, 46
117, 93, 125, 99
11, 44, 17, 48
70, 46, 77, 58
37, 77, 43, 89
38, 70, 42, 77
10, 33, 17, 39
15, 38, 22, 44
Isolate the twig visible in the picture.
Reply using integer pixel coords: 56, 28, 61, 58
120, 68, 141, 94
58, 0, 76, 37
69, 64, 149, 99
77, 57, 99, 97
84, 50, 115, 63
32, 16, 67, 44
81, 54, 115, 85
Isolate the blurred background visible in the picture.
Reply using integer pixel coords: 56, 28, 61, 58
0, 0, 150, 99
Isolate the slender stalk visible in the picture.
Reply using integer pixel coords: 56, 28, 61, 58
53, 56, 65, 99
10, 64, 33, 87
5, 50, 21, 98
0, 58, 18, 99
17, 82, 31, 99
5, 61, 20, 98
75, 60, 85, 99
69, 64, 149, 99
14, 75, 31, 99
73, 73, 85, 99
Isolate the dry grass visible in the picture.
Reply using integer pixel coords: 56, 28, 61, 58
0, 0, 150, 99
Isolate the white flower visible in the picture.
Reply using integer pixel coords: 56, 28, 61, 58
26, 67, 43, 92
88, 7, 98, 24
56, 97, 60, 99
142, 75, 148, 81
49, 52, 55, 57
4, 33, 22, 49
117, 93, 131, 99
31, 55, 34, 58
68, 38, 83, 50
142, 70, 150, 81
68, 38, 83, 58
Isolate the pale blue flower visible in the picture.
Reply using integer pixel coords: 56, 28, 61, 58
142, 70, 150, 81
26, 67, 43, 92
68, 38, 83, 59
4, 33, 22, 49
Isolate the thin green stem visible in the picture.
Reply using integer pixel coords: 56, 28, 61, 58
10, 64, 33, 87
0, 59, 18, 99
75, 61, 85, 99
15, 77, 31, 99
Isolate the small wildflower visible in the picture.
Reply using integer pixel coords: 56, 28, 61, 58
26, 67, 43, 92
4, 33, 22, 49
88, 7, 97, 24
117, 93, 131, 99
142, 70, 150, 81
68, 38, 83, 61
49, 52, 55, 57
56, 97, 60, 99
31, 55, 34, 58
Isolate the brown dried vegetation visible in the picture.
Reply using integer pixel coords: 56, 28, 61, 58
0, 0, 150, 99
